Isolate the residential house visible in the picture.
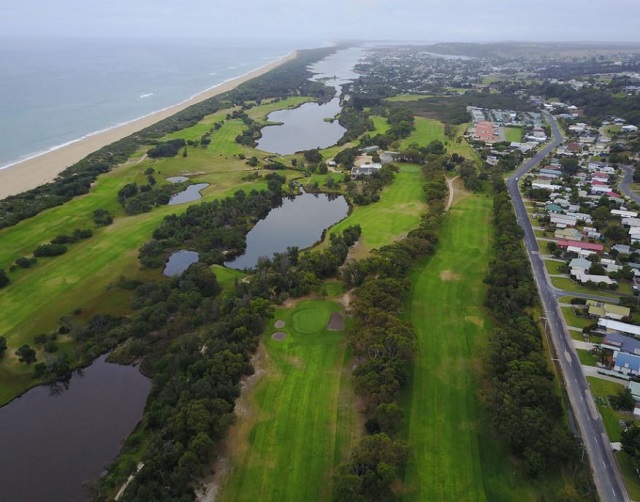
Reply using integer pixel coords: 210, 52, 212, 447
598, 318, 640, 337
587, 301, 631, 321
614, 352, 640, 376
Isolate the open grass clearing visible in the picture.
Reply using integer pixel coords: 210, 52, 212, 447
544, 259, 566, 275
371, 115, 390, 134
551, 277, 623, 299
561, 306, 593, 329
587, 377, 631, 442
402, 193, 565, 501
616, 451, 640, 501
319, 164, 426, 259
386, 94, 431, 102
399, 117, 478, 161
504, 127, 522, 143
217, 299, 359, 502
576, 348, 598, 366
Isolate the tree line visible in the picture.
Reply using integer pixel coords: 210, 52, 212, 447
484, 177, 579, 476
334, 159, 447, 501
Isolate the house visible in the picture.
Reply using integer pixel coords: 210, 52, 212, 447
612, 244, 632, 255
622, 125, 639, 133
587, 301, 631, 321
622, 217, 640, 227
557, 240, 604, 254
614, 352, 640, 376
550, 214, 577, 228
546, 203, 564, 213
571, 269, 616, 286
628, 381, 640, 401
351, 163, 382, 177
360, 145, 380, 154
599, 318, 640, 337
601, 332, 640, 355
555, 228, 582, 240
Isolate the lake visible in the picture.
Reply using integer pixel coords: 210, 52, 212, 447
225, 190, 348, 270
0, 355, 151, 501
256, 47, 365, 155
164, 250, 200, 276
168, 182, 209, 205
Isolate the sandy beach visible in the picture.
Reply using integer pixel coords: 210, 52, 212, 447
0, 51, 297, 200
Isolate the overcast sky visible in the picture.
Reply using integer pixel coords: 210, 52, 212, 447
2, 0, 639, 43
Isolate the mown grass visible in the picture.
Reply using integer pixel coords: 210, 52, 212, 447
561, 306, 594, 329
386, 94, 431, 102
577, 348, 598, 366
616, 451, 640, 501
544, 259, 566, 275
217, 299, 359, 502
505, 127, 522, 142
402, 193, 564, 501
587, 377, 630, 442
320, 164, 426, 259
399, 117, 478, 161
551, 277, 623, 299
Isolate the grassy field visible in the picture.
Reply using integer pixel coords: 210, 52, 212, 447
504, 127, 522, 142
544, 259, 566, 275
320, 164, 426, 259
399, 117, 478, 160
616, 451, 640, 501
561, 306, 593, 329
217, 299, 359, 502
551, 277, 624, 299
401, 192, 564, 501
587, 377, 630, 442
577, 348, 598, 366
0, 97, 317, 404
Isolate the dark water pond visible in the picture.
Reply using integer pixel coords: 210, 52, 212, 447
225, 190, 348, 270
168, 182, 209, 205
163, 249, 199, 276
256, 47, 365, 155
0, 355, 151, 502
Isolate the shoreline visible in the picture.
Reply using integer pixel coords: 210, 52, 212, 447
0, 50, 297, 200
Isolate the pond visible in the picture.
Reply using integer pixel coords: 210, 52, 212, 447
166, 175, 189, 184
0, 355, 151, 502
163, 250, 200, 277
225, 190, 349, 270
256, 47, 365, 155
168, 182, 209, 205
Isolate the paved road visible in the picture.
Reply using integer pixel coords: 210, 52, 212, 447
618, 164, 640, 204
507, 113, 629, 502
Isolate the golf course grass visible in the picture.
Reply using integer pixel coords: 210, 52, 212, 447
399, 117, 478, 160
322, 164, 426, 258
217, 299, 360, 502
402, 192, 566, 501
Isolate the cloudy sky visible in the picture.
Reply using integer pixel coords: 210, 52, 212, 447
2, 0, 639, 43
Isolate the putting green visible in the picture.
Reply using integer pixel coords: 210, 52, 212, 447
292, 305, 331, 334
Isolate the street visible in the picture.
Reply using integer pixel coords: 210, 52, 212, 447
506, 113, 629, 502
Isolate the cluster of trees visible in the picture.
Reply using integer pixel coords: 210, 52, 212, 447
484, 178, 577, 476
337, 104, 376, 144
138, 174, 287, 269
146, 139, 186, 158
335, 159, 447, 501
458, 160, 483, 191
0, 269, 8, 289
93, 209, 114, 226
117, 181, 179, 215
535, 81, 640, 126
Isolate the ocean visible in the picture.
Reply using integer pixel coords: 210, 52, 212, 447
0, 37, 324, 169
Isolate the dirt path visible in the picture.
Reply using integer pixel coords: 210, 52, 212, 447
445, 175, 459, 211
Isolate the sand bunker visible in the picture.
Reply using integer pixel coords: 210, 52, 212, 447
274, 319, 285, 329
271, 332, 287, 341
440, 270, 460, 281
327, 312, 345, 331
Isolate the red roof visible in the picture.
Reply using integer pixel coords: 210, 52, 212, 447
608, 192, 622, 197
592, 180, 606, 186
557, 240, 604, 252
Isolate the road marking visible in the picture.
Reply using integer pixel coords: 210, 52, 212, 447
564, 350, 572, 363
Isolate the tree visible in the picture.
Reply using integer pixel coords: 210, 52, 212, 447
15, 344, 37, 364
0, 336, 6, 358
610, 388, 635, 411
0, 268, 9, 289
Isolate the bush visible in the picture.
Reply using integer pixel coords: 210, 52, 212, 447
33, 243, 67, 257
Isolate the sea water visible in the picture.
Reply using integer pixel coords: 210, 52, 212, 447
0, 37, 324, 169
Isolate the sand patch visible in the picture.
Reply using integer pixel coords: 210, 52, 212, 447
274, 319, 285, 329
271, 331, 287, 341
327, 312, 345, 331
440, 270, 460, 281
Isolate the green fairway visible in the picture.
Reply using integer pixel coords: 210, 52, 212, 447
402, 193, 563, 501
504, 127, 522, 142
400, 117, 478, 160
322, 164, 426, 258
218, 299, 359, 502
